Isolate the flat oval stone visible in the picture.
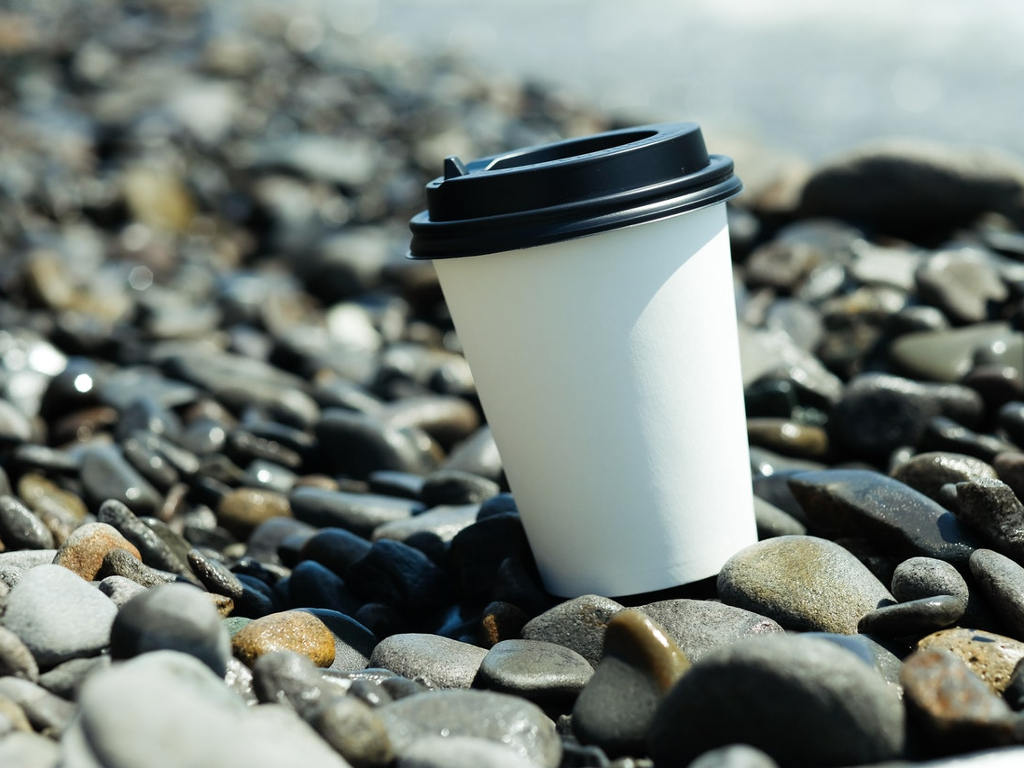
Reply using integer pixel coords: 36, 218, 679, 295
110, 583, 232, 675
217, 487, 291, 538
917, 628, 1024, 694
890, 452, 997, 503
232, 610, 335, 668
746, 418, 829, 459
969, 549, 1024, 639
718, 535, 895, 634
420, 470, 499, 506
370, 634, 488, 689
639, 598, 783, 663
788, 469, 982, 566
753, 495, 807, 539
53, 522, 143, 581
650, 634, 904, 767
858, 595, 966, 636
901, 648, 1018, 753
521, 595, 625, 668
372, 503, 478, 547
0, 564, 117, 666
889, 323, 1016, 383
382, 396, 481, 450
957, 479, 1024, 562
97, 499, 192, 578
290, 486, 422, 538
921, 416, 1019, 464
299, 527, 372, 579
297, 609, 376, 672
442, 426, 503, 483
476, 639, 593, 706
79, 444, 162, 516
379, 689, 561, 768
891, 557, 970, 603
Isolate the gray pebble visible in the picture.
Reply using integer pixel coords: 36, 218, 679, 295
0, 625, 39, 681
109, 582, 232, 675
188, 548, 245, 599
0, 550, 58, 571
688, 744, 779, 768
890, 452, 997, 504
36, 655, 110, 701
0, 564, 117, 666
97, 499, 191, 578
372, 503, 478, 545
97, 547, 177, 588
891, 557, 971, 604
396, 736, 537, 768
717, 536, 894, 634
0, 731, 61, 768
289, 486, 422, 538
379, 689, 561, 768
475, 639, 593, 706
308, 694, 395, 767
0, 677, 77, 734
648, 634, 905, 766
0, 495, 54, 550
442, 426, 503, 483
97, 575, 149, 607
80, 444, 162, 516
370, 634, 488, 689
420, 470, 499, 506
297, 609, 376, 672
753, 495, 807, 539
970, 549, 1024, 640
251, 650, 329, 717
521, 595, 624, 667
858, 595, 966, 636
956, 478, 1024, 562
889, 322, 1017, 383
915, 248, 1008, 325
638, 598, 783, 663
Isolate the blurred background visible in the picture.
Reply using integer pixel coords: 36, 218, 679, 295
227, 0, 1024, 161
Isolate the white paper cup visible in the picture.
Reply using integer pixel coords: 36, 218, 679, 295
409, 123, 757, 597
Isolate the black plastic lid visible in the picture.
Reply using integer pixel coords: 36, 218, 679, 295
408, 122, 741, 259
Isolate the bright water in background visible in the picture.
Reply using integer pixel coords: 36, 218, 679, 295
268, 0, 1024, 162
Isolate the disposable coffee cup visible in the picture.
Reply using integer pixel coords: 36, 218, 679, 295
409, 123, 757, 598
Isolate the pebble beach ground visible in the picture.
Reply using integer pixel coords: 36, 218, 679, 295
1, 1, 1024, 767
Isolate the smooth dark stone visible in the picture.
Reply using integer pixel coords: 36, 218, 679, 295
289, 486, 423, 538
751, 470, 809, 523
372, 504, 477, 550
227, 430, 303, 473
956, 477, 1024, 562
420, 470, 499, 507
858, 595, 966, 636
113, 397, 182, 443
241, 459, 297, 493
121, 435, 181, 490
251, 650, 329, 717
747, 418, 829, 460
381, 394, 481, 450
995, 452, 1024, 503
79, 444, 162, 515
187, 549, 245, 599
749, 446, 827, 478
97, 548, 177, 588
346, 538, 451, 614
130, 430, 201, 476
0, 495, 54, 550
788, 469, 982, 565
828, 373, 984, 462
753, 496, 807, 539
648, 635, 905, 767
448, 513, 530, 597
962, 365, 1024, 413
9, 443, 81, 475
308, 693, 395, 767
522, 595, 624, 668
300, 527, 373, 580
287, 560, 360, 615
97, 499, 192, 578
744, 377, 799, 420
367, 471, 425, 500
477, 493, 518, 519
1000, 402, 1024, 447
490, 556, 556, 618
921, 416, 1019, 464
312, 379, 385, 416
314, 408, 434, 478
245, 516, 316, 566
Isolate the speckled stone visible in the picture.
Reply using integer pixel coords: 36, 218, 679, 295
717, 535, 895, 634
231, 610, 336, 668
308, 694, 395, 767
858, 595, 966, 636
957, 479, 1024, 563
901, 648, 1018, 755
521, 595, 625, 668
572, 609, 689, 756
475, 639, 593, 707
217, 488, 291, 537
638, 598, 783, 663
648, 634, 905, 767
52, 522, 143, 581
917, 628, 1024, 694
370, 634, 488, 689
891, 557, 971, 604
890, 452, 998, 504
379, 689, 561, 768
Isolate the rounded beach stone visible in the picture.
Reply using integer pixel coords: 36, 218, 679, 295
957, 479, 1024, 562
638, 598, 783, 663
890, 452, 997, 503
969, 549, 1024, 640
648, 634, 905, 766
232, 610, 336, 668
891, 557, 970, 604
110, 582, 232, 675
521, 595, 625, 667
0, 625, 39, 682
717, 535, 894, 634
52, 522, 142, 581
309, 694, 395, 767
0, 495, 54, 550
370, 633, 488, 689
475, 639, 593, 705
0, 564, 117, 666
379, 689, 561, 768
251, 651, 329, 716
217, 487, 291, 538
689, 744, 779, 768
0, 676, 78, 733
857, 595, 965, 636
917, 627, 1024, 694
396, 736, 537, 768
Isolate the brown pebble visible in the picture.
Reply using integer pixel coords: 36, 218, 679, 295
53, 522, 142, 581
746, 418, 830, 460
603, 609, 690, 692
917, 627, 1024, 694
217, 487, 291, 537
17, 473, 87, 545
209, 594, 235, 617
231, 610, 335, 668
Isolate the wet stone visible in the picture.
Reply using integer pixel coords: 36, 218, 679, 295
918, 627, 1024, 694
231, 610, 336, 668
788, 469, 982, 566
891, 557, 971, 604
892, 323, 1020, 382
858, 595, 966, 636
475, 639, 593, 707
572, 610, 689, 757
890, 452, 998, 504
0, 495, 54, 550
902, 648, 1018, 755
370, 633, 488, 689
915, 248, 1010, 325
290, 486, 422, 538
718, 535, 894, 634
999, 402, 1024, 447
637, 598, 783, 663
648, 634, 905, 767
522, 595, 625, 668
187, 548, 245, 599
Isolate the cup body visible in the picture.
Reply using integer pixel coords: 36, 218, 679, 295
432, 202, 756, 597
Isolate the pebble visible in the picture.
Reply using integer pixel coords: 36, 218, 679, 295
217, 487, 292, 538
572, 609, 689, 757
109, 582, 232, 675
79, 444, 162, 515
969, 549, 1024, 640
1000, 403, 1024, 447
0, 625, 39, 681
858, 595, 966, 636
98, 547, 176, 588
448, 512, 530, 597
996, 451, 1024, 501
36, 655, 110, 701
688, 744, 780, 768
475, 639, 593, 707
648, 634, 905, 766
97, 575, 149, 607
315, 409, 434, 478
382, 396, 481, 451
0, 676, 77, 734
442, 426, 504, 483
890, 452, 998, 504
957, 479, 1024, 561
346, 539, 451, 614
891, 557, 971, 604
396, 736, 538, 768
0, 564, 117, 666
901, 648, 1018, 755
290, 486, 422, 538
52, 521, 143, 581
187, 548, 245, 599
308, 694, 396, 767
370, 633, 488, 689
521, 595, 625, 667
378, 689, 562, 768
63, 651, 350, 768
299, 527, 373, 579
231, 611, 336, 668
752, 495, 807, 539
0, 732, 60, 767
419, 470, 499, 506
788, 469, 982, 566
97, 499, 192, 578
746, 418, 829, 460
286, 560, 360, 615
889, 323, 1019, 383
718, 535, 895, 634
372, 503, 478, 546
916, 248, 1010, 324
917, 628, 1024, 694
251, 650, 329, 716
0, 495, 54, 550
638, 598, 783, 662
297, 608, 377, 671
922, 416, 1019, 463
